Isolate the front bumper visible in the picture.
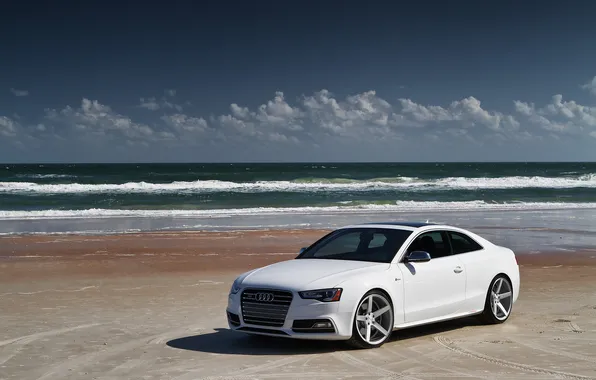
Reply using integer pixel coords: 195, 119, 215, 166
226, 289, 354, 340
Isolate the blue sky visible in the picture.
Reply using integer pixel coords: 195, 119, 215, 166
2, 0, 596, 162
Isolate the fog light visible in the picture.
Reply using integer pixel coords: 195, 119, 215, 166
312, 321, 332, 328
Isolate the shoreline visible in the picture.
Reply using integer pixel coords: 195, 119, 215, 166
2, 206, 596, 239
2, 228, 595, 284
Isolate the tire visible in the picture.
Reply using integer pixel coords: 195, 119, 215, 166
478, 274, 514, 324
346, 290, 394, 349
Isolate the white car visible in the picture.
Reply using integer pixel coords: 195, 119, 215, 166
226, 222, 520, 348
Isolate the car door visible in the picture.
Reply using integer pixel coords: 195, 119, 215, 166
446, 230, 490, 313
397, 230, 467, 323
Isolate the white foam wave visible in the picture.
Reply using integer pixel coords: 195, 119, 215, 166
2, 174, 596, 194
14, 174, 77, 179
1, 201, 596, 220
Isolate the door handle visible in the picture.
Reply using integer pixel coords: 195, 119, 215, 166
454, 266, 463, 273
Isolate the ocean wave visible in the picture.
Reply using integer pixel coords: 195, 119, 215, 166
1, 201, 596, 220
14, 174, 78, 179
2, 174, 596, 194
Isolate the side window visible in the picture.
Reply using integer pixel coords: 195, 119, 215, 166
407, 231, 451, 259
368, 233, 387, 249
449, 231, 483, 254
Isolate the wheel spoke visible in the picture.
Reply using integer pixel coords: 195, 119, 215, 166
373, 305, 390, 318
498, 291, 512, 300
372, 321, 389, 337
367, 295, 373, 314
492, 301, 498, 316
497, 302, 508, 316
495, 278, 503, 293
366, 323, 372, 342
356, 315, 367, 322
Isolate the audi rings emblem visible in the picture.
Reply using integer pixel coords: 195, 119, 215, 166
255, 292, 275, 302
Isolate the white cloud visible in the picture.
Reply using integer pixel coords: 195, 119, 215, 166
230, 103, 250, 119
210, 92, 306, 144
399, 96, 520, 132
139, 97, 160, 111
10, 88, 29, 97
514, 94, 596, 135
162, 114, 208, 133
300, 89, 406, 139
0, 116, 18, 136
162, 99, 183, 112
45, 98, 155, 141
139, 94, 183, 111
581, 76, 596, 95
6, 75, 596, 155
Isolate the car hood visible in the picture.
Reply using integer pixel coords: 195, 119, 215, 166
238, 258, 388, 291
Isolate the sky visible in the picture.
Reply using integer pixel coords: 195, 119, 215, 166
2, 0, 596, 163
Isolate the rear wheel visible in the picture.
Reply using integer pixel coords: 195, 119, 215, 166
479, 275, 513, 324
346, 290, 394, 349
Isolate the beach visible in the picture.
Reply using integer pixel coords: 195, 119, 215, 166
2, 162, 596, 379
1, 227, 596, 380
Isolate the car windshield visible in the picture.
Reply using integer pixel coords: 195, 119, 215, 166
297, 227, 413, 263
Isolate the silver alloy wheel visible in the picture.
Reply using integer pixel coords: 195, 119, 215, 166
490, 277, 513, 321
355, 293, 393, 345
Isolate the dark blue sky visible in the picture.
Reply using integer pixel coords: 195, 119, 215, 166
2, 0, 596, 162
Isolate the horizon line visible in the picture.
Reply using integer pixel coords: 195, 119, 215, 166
2, 160, 596, 165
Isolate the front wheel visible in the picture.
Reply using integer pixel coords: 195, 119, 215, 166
346, 290, 394, 349
479, 275, 514, 324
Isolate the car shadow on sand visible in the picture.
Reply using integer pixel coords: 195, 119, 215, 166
166, 316, 482, 356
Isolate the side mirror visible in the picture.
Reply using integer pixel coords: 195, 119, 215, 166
405, 251, 431, 263
298, 247, 307, 255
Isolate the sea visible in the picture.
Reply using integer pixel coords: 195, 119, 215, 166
2, 162, 596, 251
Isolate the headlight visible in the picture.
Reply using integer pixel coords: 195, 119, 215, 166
229, 278, 241, 295
298, 288, 342, 302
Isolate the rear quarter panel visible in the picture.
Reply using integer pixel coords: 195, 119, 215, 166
458, 241, 520, 313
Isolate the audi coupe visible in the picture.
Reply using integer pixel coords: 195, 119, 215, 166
226, 222, 520, 348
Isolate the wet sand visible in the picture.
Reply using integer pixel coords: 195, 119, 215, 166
1, 229, 596, 380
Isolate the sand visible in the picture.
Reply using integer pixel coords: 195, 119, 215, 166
1, 229, 596, 380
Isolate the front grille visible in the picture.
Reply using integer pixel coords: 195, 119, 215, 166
241, 288, 293, 327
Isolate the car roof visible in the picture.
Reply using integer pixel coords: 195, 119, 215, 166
339, 221, 453, 232
362, 221, 437, 228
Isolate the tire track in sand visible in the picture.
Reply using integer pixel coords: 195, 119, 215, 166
0, 323, 101, 366
510, 337, 596, 365
552, 318, 584, 334
189, 372, 374, 380
433, 336, 595, 380
331, 351, 421, 380
173, 356, 309, 380
569, 322, 584, 333
35, 325, 201, 380
385, 344, 490, 379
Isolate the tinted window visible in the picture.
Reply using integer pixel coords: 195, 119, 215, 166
406, 230, 451, 259
449, 231, 483, 254
298, 228, 413, 263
